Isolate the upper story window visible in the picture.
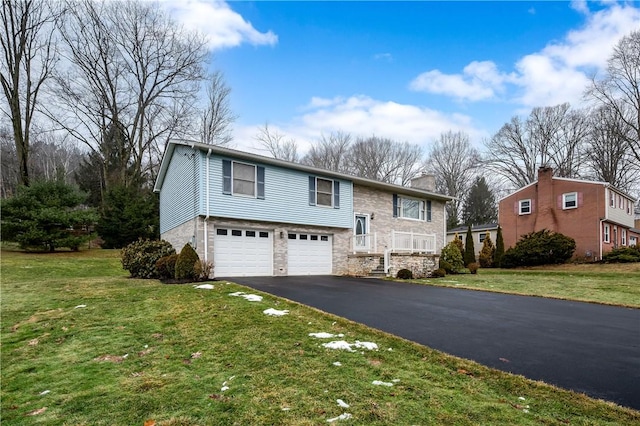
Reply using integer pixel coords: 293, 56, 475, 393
610, 190, 615, 208
222, 159, 265, 199
393, 195, 431, 221
627, 199, 632, 215
519, 199, 531, 215
563, 192, 578, 210
308, 176, 340, 208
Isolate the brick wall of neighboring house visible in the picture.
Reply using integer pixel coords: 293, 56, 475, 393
499, 168, 607, 260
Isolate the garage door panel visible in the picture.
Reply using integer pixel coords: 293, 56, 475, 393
287, 233, 332, 275
214, 228, 273, 276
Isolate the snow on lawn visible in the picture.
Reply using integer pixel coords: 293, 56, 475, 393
372, 380, 394, 387
309, 332, 344, 339
228, 291, 263, 302
327, 413, 352, 423
336, 399, 349, 408
321, 340, 378, 352
263, 308, 289, 316
194, 284, 214, 290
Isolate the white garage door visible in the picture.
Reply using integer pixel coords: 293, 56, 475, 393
287, 233, 332, 275
213, 228, 273, 276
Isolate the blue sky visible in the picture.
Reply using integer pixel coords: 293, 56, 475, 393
163, 1, 640, 154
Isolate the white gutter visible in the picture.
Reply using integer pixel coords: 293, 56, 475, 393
204, 148, 212, 262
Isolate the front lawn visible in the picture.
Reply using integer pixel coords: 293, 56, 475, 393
2, 249, 638, 425
404, 263, 640, 308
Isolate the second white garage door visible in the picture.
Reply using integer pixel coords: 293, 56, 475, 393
287, 233, 333, 275
213, 228, 273, 276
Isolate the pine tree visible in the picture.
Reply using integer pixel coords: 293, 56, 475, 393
479, 234, 495, 268
452, 232, 464, 254
462, 176, 497, 226
464, 224, 476, 266
494, 225, 505, 268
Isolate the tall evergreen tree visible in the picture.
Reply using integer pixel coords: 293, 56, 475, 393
464, 225, 476, 266
462, 176, 498, 226
494, 225, 505, 268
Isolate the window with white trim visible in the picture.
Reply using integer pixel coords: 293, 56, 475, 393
563, 192, 577, 209
622, 229, 627, 246
603, 224, 610, 243
397, 196, 426, 220
479, 233, 487, 243
519, 199, 531, 215
630, 236, 638, 247
610, 191, 615, 207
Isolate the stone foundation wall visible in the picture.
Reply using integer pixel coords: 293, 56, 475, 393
347, 252, 439, 278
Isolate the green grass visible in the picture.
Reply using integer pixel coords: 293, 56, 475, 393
403, 263, 640, 308
2, 249, 639, 425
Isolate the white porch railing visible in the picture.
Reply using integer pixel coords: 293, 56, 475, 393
352, 233, 377, 253
391, 231, 436, 254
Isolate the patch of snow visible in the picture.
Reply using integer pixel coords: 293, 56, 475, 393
39, 390, 50, 396
194, 284, 214, 290
229, 291, 244, 296
282, 407, 291, 411
122, 353, 129, 358
263, 308, 289, 316
337, 399, 349, 408
243, 294, 263, 302
322, 341, 355, 351
388, 348, 393, 351
74, 304, 87, 309
327, 413, 352, 423
309, 332, 336, 338
221, 385, 229, 392
523, 409, 529, 413
332, 361, 342, 366
392, 379, 400, 383
518, 397, 526, 401
354, 341, 378, 350
372, 380, 393, 387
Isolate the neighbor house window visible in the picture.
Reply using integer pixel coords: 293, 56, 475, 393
610, 190, 615, 208
308, 176, 340, 208
394, 195, 428, 221
519, 199, 531, 215
627, 199, 632, 215
222, 160, 265, 199
479, 233, 487, 243
563, 192, 577, 209
603, 224, 610, 243
630, 236, 638, 246
622, 229, 627, 246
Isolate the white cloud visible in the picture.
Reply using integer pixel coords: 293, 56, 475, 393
160, 0, 277, 50
373, 52, 393, 62
410, 61, 513, 101
410, 3, 640, 109
232, 95, 487, 155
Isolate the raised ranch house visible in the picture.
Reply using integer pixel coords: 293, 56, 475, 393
498, 166, 639, 261
154, 141, 453, 278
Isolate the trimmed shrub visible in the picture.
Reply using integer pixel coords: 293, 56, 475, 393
431, 268, 446, 278
441, 241, 464, 272
156, 253, 178, 279
439, 259, 454, 274
396, 269, 413, 279
494, 226, 505, 267
468, 262, 479, 274
175, 243, 200, 280
501, 230, 576, 268
122, 239, 175, 278
478, 234, 495, 268
603, 246, 640, 263
452, 234, 464, 255
464, 225, 476, 266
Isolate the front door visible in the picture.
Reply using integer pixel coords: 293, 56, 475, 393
354, 214, 369, 250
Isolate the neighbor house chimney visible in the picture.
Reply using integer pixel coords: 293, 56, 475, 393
534, 166, 557, 231
410, 173, 436, 191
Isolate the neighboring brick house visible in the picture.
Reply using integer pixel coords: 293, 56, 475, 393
498, 167, 639, 261
446, 223, 499, 256
154, 140, 453, 277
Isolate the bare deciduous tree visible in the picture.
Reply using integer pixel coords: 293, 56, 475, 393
255, 123, 299, 162
584, 105, 639, 192
0, 0, 62, 186
587, 30, 640, 164
347, 136, 423, 186
302, 131, 352, 173
46, 0, 207, 193
484, 103, 587, 188
200, 70, 236, 146
425, 131, 480, 228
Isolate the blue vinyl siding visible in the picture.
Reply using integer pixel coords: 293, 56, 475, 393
206, 154, 353, 228
159, 145, 200, 233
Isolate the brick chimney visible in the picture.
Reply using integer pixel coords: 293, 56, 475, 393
410, 173, 436, 191
534, 166, 557, 231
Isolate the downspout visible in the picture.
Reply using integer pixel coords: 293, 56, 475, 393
204, 148, 212, 263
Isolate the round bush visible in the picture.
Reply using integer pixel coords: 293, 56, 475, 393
467, 262, 479, 274
439, 259, 454, 274
396, 268, 413, 279
603, 246, 640, 263
502, 229, 575, 267
175, 243, 200, 280
122, 239, 175, 278
441, 241, 464, 272
155, 253, 178, 279
431, 268, 446, 278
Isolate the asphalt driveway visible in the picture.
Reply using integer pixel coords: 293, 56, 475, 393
225, 275, 640, 410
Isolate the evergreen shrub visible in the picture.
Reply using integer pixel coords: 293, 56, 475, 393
501, 230, 575, 268
175, 243, 200, 280
122, 239, 175, 278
